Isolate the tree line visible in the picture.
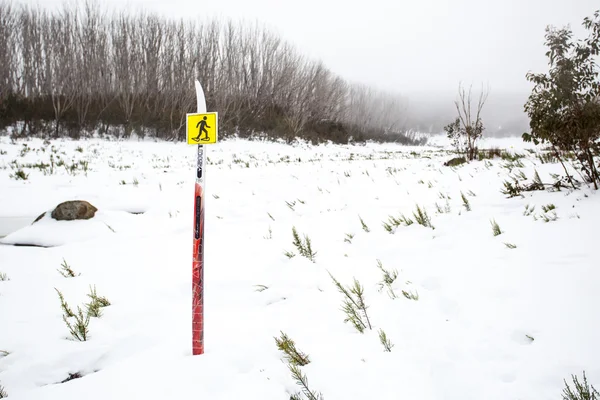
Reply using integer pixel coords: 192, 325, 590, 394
0, 1, 425, 145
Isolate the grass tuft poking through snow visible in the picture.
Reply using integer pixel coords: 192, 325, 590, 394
55, 288, 75, 318
290, 227, 317, 262
10, 169, 29, 180
461, 191, 472, 211
288, 364, 325, 400
383, 213, 414, 233
274, 332, 323, 400
63, 305, 91, 342
561, 371, 600, 400
329, 272, 372, 333
85, 285, 111, 318
490, 219, 503, 236
402, 289, 420, 301
359, 215, 370, 232
54, 286, 108, 341
524, 204, 536, 216
413, 204, 434, 229
57, 258, 79, 278
264, 225, 273, 239
274, 331, 311, 366
378, 329, 394, 352
376, 259, 398, 299
343, 233, 355, 243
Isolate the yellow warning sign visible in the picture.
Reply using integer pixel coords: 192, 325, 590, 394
186, 112, 218, 145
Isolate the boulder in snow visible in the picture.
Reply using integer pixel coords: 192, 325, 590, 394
33, 200, 98, 223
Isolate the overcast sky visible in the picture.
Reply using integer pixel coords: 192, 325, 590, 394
25, 0, 600, 132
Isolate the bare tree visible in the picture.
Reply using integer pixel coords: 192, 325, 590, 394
111, 12, 144, 136
0, 2, 16, 115
45, 7, 77, 137
444, 83, 490, 161
71, 0, 108, 131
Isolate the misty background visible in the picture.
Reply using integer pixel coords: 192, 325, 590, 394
6, 0, 600, 138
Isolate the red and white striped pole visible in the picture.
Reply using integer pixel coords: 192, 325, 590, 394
192, 80, 207, 355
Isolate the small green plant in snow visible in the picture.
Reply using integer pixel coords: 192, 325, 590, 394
539, 211, 559, 222
55, 288, 89, 341
274, 332, 323, 400
288, 364, 324, 400
461, 191, 471, 211
542, 203, 556, 213
264, 226, 273, 239
561, 371, 599, 400
378, 329, 394, 352
55, 288, 75, 318
402, 289, 419, 301
376, 259, 398, 299
11, 169, 29, 180
85, 285, 111, 318
523, 204, 536, 216
65, 306, 91, 342
290, 227, 317, 262
329, 272, 372, 333
383, 213, 414, 233
491, 219, 503, 236
284, 250, 296, 259
413, 204, 434, 229
274, 331, 311, 366
359, 215, 370, 232
57, 258, 79, 278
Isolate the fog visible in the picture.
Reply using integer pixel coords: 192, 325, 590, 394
26, 0, 600, 135
400, 90, 531, 136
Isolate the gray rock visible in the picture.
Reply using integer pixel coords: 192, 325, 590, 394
49, 200, 98, 221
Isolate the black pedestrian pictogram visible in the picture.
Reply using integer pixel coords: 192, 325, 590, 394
193, 116, 211, 142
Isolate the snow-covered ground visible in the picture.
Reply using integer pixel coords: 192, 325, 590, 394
0, 134, 598, 399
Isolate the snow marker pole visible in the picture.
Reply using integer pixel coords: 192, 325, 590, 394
188, 80, 218, 355
192, 80, 207, 355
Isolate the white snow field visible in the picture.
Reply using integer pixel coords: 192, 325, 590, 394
0, 134, 598, 400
